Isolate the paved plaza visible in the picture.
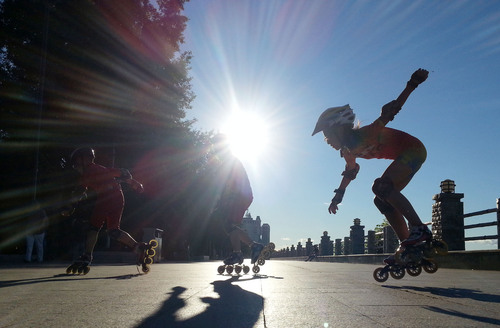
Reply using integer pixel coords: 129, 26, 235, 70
1, 260, 499, 327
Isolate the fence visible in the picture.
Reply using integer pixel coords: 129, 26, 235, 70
462, 199, 500, 249
274, 189, 499, 257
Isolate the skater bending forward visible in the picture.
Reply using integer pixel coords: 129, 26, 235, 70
66, 147, 147, 267
312, 68, 431, 263
211, 135, 264, 266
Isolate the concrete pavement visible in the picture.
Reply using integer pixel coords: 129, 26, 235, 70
1, 260, 499, 327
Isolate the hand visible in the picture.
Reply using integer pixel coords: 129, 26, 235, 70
409, 68, 429, 86
130, 179, 144, 193
328, 201, 339, 214
329, 188, 344, 214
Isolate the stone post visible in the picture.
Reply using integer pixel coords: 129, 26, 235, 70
297, 242, 303, 256
350, 218, 365, 254
367, 230, 376, 254
335, 239, 342, 255
383, 226, 397, 253
320, 231, 333, 255
432, 179, 465, 251
343, 237, 350, 255
305, 238, 313, 255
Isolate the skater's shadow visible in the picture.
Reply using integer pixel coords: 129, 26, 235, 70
0, 273, 142, 288
424, 306, 500, 326
383, 285, 500, 303
136, 276, 264, 328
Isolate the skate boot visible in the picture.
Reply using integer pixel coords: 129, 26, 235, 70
66, 254, 92, 275
136, 239, 158, 274
401, 224, 432, 247
218, 252, 249, 275
250, 243, 264, 264
395, 225, 433, 267
251, 242, 275, 274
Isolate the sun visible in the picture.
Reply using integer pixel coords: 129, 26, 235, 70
221, 110, 270, 162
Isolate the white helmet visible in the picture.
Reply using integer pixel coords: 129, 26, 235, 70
311, 104, 355, 136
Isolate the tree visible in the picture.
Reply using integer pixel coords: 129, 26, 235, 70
0, 0, 200, 257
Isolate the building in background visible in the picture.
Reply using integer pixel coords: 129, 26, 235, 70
241, 212, 270, 244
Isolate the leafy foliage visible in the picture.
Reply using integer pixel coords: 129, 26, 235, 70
0, 0, 230, 258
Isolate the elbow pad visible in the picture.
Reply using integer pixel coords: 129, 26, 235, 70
342, 163, 360, 180
380, 100, 402, 122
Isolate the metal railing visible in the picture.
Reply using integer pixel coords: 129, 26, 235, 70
463, 199, 500, 249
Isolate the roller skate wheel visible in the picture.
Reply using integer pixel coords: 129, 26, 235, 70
217, 265, 225, 274
243, 265, 250, 274
263, 251, 271, 260
268, 243, 275, 250
83, 266, 90, 275
373, 267, 389, 283
142, 265, 151, 274
144, 256, 153, 265
66, 266, 74, 274
77, 266, 85, 275
423, 259, 438, 274
406, 263, 422, 277
252, 266, 260, 274
71, 266, 78, 274
149, 239, 158, 248
257, 258, 265, 266
226, 266, 234, 274
389, 266, 406, 280
234, 265, 242, 274
147, 248, 156, 257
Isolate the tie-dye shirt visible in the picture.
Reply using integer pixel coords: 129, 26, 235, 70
341, 119, 427, 173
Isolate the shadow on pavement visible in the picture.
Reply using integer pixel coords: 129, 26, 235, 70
424, 306, 500, 326
136, 276, 264, 328
0, 273, 142, 288
382, 285, 500, 303
383, 285, 500, 326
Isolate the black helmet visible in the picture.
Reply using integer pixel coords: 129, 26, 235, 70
70, 147, 95, 165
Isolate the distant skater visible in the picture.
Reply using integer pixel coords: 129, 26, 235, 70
305, 245, 319, 262
312, 68, 431, 264
25, 201, 49, 263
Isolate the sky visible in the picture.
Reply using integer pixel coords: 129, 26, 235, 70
180, 0, 500, 251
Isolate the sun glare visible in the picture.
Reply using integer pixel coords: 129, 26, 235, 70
221, 110, 270, 162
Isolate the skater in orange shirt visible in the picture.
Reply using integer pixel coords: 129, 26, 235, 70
312, 69, 431, 264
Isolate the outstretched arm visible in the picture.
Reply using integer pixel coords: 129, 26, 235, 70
125, 178, 144, 193
379, 68, 429, 125
116, 168, 144, 193
329, 156, 359, 214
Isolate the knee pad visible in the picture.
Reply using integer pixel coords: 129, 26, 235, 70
374, 196, 394, 215
372, 177, 394, 199
108, 229, 122, 240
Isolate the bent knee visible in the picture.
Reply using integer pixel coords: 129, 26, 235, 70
372, 177, 394, 199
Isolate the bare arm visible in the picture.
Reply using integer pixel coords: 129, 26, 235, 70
329, 155, 359, 214
117, 168, 144, 193
379, 68, 429, 125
